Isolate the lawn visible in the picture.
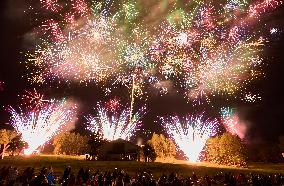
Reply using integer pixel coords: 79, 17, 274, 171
1, 155, 284, 178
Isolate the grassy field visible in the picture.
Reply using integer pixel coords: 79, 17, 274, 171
1, 155, 284, 177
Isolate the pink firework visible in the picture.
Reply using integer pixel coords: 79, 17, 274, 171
40, 0, 62, 12
21, 89, 50, 111
70, 0, 89, 18
248, 0, 282, 18
41, 19, 65, 42
220, 107, 247, 139
105, 98, 121, 113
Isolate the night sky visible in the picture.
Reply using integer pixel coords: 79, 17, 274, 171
1, 0, 284, 144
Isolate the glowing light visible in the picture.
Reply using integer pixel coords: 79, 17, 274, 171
150, 10, 265, 104
25, 16, 116, 83
270, 27, 278, 34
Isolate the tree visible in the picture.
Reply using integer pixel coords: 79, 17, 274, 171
142, 142, 157, 162
205, 133, 247, 166
0, 129, 17, 159
148, 133, 176, 160
248, 140, 283, 163
204, 136, 221, 163
7, 135, 28, 156
87, 132, 108, 160
165, 138, 176, 158
53, 132, 89, 155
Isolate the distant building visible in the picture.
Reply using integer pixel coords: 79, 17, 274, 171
98, 138, 141, 161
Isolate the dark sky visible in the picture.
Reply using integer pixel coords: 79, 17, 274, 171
0, 0, 284, 143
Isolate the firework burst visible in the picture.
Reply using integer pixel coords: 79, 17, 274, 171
150, 2, 268, 104
86, 99, 146, 141
25, 14, 117, 84
160, 113, 218, 162
40, 0, 62, 12
9, 99, 77, 155
21, 89, 51, 111
23, 0, 281, 103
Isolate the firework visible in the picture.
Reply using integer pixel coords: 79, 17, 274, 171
160, 114, 218, 162
9, 99, 77, 155
21, 89, 51, 111
25, 15, 117, 83
220, 107, 247, 139
40, 0, 62, 12
270, 27, 279, 34
105, 97, 121, 113
150, 2, 267, 104
242, 92, 262, 103
70, 0, 89, 18
23, 0, 281, 103
248, 0, 282, 18
110, 24, 156, 99
41, 19, 65, 42
86, 99, 146, 141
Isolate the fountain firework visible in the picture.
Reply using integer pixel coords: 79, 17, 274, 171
9, 99, 77, 155
86, 99, 146, 141
160, 113, 218, 162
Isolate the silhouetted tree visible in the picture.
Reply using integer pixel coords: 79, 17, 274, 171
8, 135, 28, 155
142, 142, 157, 162
88, 132, 108, 160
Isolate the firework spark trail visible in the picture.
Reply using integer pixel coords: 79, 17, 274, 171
86, 100, 146, 141
9, 99, 77, 155
220, 107, 247, 139
37, 0, 92, 40
160, 114, 218, 162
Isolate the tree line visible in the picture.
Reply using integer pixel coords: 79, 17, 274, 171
1, 129, 284, 166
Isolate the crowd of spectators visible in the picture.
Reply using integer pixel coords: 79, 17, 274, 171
0, 165, 284, 186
